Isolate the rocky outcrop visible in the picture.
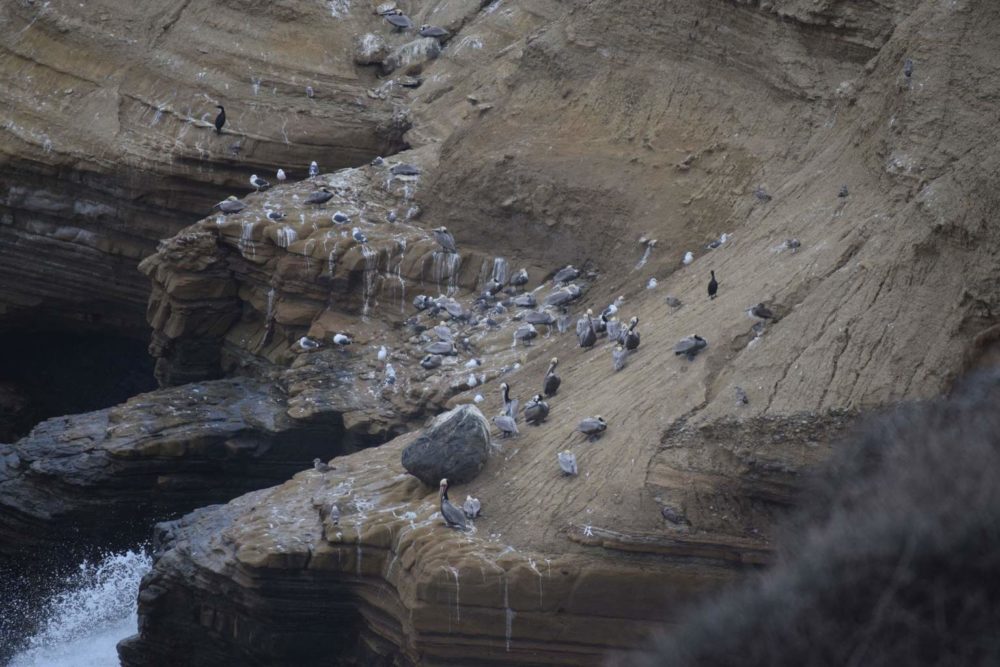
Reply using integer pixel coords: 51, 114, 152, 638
401, 404, 491, 486
0, 0, 409, 336
0, 376, 389, 560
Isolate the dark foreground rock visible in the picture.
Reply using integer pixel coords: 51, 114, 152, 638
401, 404, 491, 486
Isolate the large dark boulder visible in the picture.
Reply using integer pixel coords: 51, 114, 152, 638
401, 404, 490, 486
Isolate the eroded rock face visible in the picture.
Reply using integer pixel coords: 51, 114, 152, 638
401, 404, 490, 486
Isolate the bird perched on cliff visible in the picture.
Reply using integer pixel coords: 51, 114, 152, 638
276, 169, 287, 182
494, 414, 519, 438
558, 450, 578, 476
297, 336, 320, 350
377, 345, 387, 361
606, 317, 623, 342
646, 277, 658, 290
706, 233, 729, 250
623, 317, 641, 351
463, 495, 481, 519
753, 185, 772, 202
390, 163, 421, 176
309, 161, 320, 178
735, 386, 749, 406
553, 265, 580, 284
214, 105, 226, 134
313, 458, 335, 473
525, 310, 555, 326
332, 211, 350, 225
439, 479, 467, 530
432, 226, 457, 253
543, 358, 561, 397
250, 175, 269, 192
602, 296, 625, 320
665, 295, 683, 309
514, 293, 537, 308
425, 340, 456, 356
612, 345, 628, 371
838, 185, 849, 198
708, 270, 719, 299
433, 321, 453, 341
352, 227, 368, 244
421, 354, 443, 370
333, 333, 352, 346
384, 10, 413, 31
213, 196, 245, 214
577, 416, 607, 441
683, 251, 694, 265
514, 324, 538, 346
785, 238, 801, 253
577, 309, 597, 348
903, 57, 914, 79
305, 188, 334, 206
305, 85, 315, 99
509, 268, 529, 287
265, 209, 285, 222
499, 382, 517, 418
420, 24, 450, 40
674, 335, 708, 360
524, 394, 549, 425
384, 363, 397, 386
323, 503, 340, 525
749, 303, 776, 321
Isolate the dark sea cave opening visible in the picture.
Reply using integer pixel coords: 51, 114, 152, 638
0, 329, 157, 443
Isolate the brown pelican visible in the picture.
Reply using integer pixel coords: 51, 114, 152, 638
543, 358, 561, 397
525, 310, 555, 326
601, 296, 625, 320
425, 340, 456, 356
313, 458, 334, 473
250, 174, 269, 192
578, 309, 597, 348
463, 495, 481, 519
606, 317, 623, 342
509, 268, 529, 287
514, 324, 538, 346
499, 382, 517, 417
214, 105, 226, 134
421, 354, 443, 370
558, 450, 578, 476
513, 293, 536, 308
420, 24, 450, 40
433, 321, 453, 341
524, 394, 549, 425
577, 416, 607, 441
439, 479, 467, 530
390, 163, 420, 176
305, 188, 334, 206
493, 414, 519, 438
432, 226, 457, 253
708, 271, 719, 299
385, 11, 413, 31
749, 303, 775, 320
612, 345, 628, 371
674, 335, 708, 360
544, 285, 582, 308
213, 196, 245, 214
553, 265, 580, 284
623, 317, 640, 351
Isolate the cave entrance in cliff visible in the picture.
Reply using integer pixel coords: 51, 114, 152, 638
0, 329, 157, 442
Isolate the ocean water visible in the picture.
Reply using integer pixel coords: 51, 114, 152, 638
8, 549, 151, 667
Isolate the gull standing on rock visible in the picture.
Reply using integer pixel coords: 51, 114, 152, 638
309, 161, 320, 178
439, 479, 467, 530
250, 174, 269, 192
266, 210, 285, 221
352, 227, 368, 244
276, 168, 287, 182
333, 333, 353, 346
463, 496, 481, 519
313, 458, 335, 473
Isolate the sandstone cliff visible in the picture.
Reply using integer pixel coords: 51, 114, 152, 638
1, 0, 999, 664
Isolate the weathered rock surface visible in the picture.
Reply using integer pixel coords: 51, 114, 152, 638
0, 0, 997, 663
401, 404, 491, 486
0, 376, 388, 559
0, 0, 409, 336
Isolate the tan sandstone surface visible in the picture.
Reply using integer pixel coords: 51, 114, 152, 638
1, 0, 999, 664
